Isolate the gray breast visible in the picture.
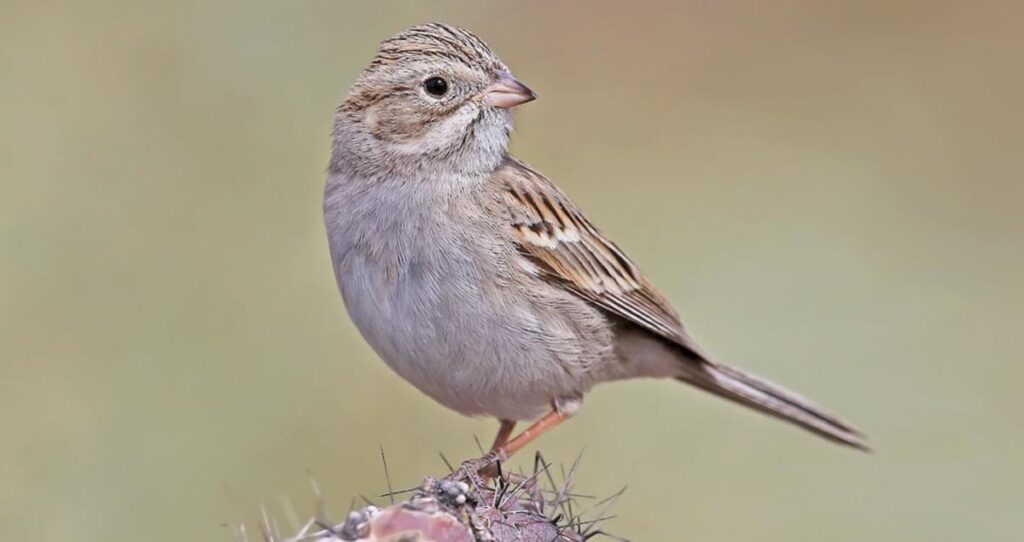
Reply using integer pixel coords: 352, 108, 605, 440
324, 173, 614, 420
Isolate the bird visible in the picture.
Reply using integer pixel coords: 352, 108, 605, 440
323, 22, 868, 461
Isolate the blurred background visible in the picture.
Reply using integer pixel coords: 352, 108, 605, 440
2, 1, 1022, 540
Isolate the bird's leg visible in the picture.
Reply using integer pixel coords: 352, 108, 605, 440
476, 413, 562, 481
469, 399, 579, 482
496, 397, 580, 459
490, 419, 516, 452
477, 420, 516, 481
496, 409, 568, 459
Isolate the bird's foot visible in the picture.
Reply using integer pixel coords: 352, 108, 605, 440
452, 450, 505, 487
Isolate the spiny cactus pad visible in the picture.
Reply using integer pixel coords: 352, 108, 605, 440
240, 453, 624, 542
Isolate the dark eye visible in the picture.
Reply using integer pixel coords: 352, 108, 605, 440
423, 77, 449, 97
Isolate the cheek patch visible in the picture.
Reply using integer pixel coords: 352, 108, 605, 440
387, 103, 481, 155
368, 107, 427, 143
366, 93, 444, 143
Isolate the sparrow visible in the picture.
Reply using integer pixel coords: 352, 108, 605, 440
323, 22, 868, 459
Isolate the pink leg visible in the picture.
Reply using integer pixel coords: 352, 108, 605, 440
490, 419, 517, 452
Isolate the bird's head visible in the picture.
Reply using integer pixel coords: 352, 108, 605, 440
333, 23, 535, 179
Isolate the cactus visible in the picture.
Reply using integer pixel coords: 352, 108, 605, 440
233, 453, 625, 542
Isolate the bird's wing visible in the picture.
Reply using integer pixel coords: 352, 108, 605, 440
496, 157, 709, 357
495, 158, 871, 450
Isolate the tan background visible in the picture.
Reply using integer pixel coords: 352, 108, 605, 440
2, 1, 1022, 540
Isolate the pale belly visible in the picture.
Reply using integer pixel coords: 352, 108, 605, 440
335, 246, 603, 421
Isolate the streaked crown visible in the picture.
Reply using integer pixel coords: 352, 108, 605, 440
369, 22, 506, 74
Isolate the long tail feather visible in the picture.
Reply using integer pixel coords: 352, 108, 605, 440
677, 360, 870, 451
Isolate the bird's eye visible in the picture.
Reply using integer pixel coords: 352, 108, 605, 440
423, 77, 449, 97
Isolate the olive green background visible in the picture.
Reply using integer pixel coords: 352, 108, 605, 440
2, 1, 1022, 540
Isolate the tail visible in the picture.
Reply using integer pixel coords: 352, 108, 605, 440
677, 360, 870, 451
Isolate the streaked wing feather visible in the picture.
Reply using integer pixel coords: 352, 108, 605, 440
498, 158, 706, 355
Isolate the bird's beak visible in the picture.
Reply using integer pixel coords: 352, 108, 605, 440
481, 71, 536, 109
